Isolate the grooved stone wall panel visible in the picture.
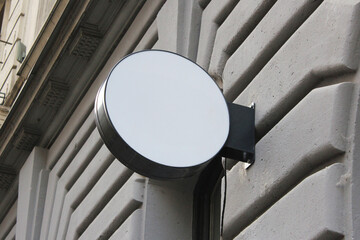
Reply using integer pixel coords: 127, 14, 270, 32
46, 129, 103, 240
350, 82, 360, 240
223, 83, 353, 239
0, 201, 17, 240
153, 0, 178, 52
46, 181, 66, 240
196, 0, 239, 70
65, 160, 133, 240
30, 169, 49, 240
208, 0, 276, 78
4, 223, 15, 240
46, 99, 96, 170
156, 0, 202, 60
219, 0, 321, 100
55, 145, 114, 240
79, 175, 144, 240
39, 174, 59, 240
178, 0, 202, 60
134, 20, 158, 51
109, 210, 143, 240
17, 147, 47, 240
40, 98, 97, 240
60, 129, 102, 190
235, 164, 345, 240
232, 0, 360, 136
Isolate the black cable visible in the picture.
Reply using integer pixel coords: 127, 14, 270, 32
220, 158, 227, 237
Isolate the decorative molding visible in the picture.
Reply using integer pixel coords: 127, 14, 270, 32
39, 80, 69, 109
13, 128, 40, 151
69, 24, 102, 58
0, 164, 16, 190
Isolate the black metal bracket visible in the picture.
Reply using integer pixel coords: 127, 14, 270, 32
219, 102, 255, 164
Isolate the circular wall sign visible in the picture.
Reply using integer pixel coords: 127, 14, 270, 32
95, 50, 229, 179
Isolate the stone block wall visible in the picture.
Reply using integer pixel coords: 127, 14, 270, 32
197, 0, 360, 239
0, 0, 359, 239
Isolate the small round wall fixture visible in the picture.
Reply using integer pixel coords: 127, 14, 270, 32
95, 50, 231, 179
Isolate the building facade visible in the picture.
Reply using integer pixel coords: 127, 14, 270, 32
0, 0, 359, 239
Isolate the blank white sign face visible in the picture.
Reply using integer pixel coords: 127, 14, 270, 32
104, 50, 229, 167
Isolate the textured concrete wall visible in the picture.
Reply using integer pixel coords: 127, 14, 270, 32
17, 147, 48, 240
202, 0, 360, 239
0, 0, 359, 239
